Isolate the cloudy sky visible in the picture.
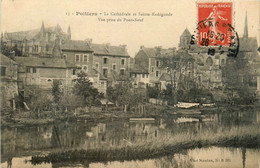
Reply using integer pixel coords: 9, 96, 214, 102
1, 0, 259, 57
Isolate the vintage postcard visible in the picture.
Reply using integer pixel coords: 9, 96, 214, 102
1, 0, 260, 167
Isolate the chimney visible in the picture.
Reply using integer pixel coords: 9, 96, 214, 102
67, 25, 71, 40
120, 44, 127, 51
243, 11, 248, 38
105, 43, 110, 51
155, 46, 162, 56
85, 38, 93, 46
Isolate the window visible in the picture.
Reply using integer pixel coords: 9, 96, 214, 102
120, 69, 125, 76
188, 72, 191, 78
156, 60, 160, 67
83, 54, 88, 62
103, 58, 108, 64
156, 71, 159, 77
206, 57, 213, 66
1, 67, 6, 76
103, 68, 108, 77
63, 54, 67, 60
151, 67, 154, 72
46, 45, 49, 52
134, 74, 137, 78
33, 67, 37, 73
142, 74, 145, 78
26, 67, 30, 73
72, 69, 76, 75
112, 64, 116, 70
198, 76, 201, 82
75, 54, 80, 62
121, 59, 125, 65
33, 45, 38, 52
95, 63, 99, 69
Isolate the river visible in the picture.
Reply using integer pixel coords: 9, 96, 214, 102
1, 109, 260, 168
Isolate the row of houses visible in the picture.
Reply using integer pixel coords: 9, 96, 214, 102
130, 14, 260, 94
1, 13, 260, 109
1, 22, 131, 108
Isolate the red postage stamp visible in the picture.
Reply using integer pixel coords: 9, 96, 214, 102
197, 2, 232, 47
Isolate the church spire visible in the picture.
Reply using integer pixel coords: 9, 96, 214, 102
67, 25, 71, 40
40, 21, 45, 38
243, 11, 248, 38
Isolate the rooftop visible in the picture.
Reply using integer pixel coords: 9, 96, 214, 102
14, 56, 77, 71
3, 24, 67, 41
91, 43, 130, 57
138, 46, 175, 58
0, 54, 18, 65
61, 40, 93, 52
130, 64, 149, 74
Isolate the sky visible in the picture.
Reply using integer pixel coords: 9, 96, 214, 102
1, 0, 259, 57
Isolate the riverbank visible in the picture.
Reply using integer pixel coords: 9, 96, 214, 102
1, 103, 259, 127
31, 124, 260, 165
1, 103, 168, 127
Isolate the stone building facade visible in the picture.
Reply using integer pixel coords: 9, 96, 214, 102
61, 40, 108, 95
0, 54, 18, 109
14, 57, 78, 92
89, 43, 130, 87
133, 46, 176, 88
2, 23, 131, 95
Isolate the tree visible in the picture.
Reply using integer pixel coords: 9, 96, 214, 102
107, 81, 132, 112
52, 81, 61, 104
58, 91, 85, 115
222, 52, 255, 104
107, 81, 146, 113
159, 50, 196, 104
1, 38, 22, 59
161, 84, 174, 105
147, 86, 160, 99
25, 85, 53, 118
72, 72, 102, 112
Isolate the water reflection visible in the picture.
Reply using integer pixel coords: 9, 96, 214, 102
1, 147, 260, 168
1, 110, 260, 167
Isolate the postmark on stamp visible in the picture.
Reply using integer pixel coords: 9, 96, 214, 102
197, 2, 232, 47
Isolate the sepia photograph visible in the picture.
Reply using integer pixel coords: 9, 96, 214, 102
0, 0, 260, 167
